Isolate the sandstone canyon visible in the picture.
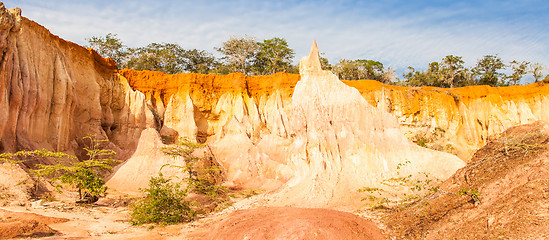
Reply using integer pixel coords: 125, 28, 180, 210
1, 2, 549, 239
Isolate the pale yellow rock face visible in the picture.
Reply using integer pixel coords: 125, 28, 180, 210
106, 128, 183, 195
160, 93, 197, 141
0, 162, 32, 206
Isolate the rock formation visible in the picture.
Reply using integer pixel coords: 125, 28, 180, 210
207, 42, 465, 208
106, 128, 182, 195
120, 67, 549, 162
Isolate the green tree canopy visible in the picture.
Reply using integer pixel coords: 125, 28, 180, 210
473, 55, 506, 86
183, 49, 217, 74
86, 33, 127, 68
254, 37, 295, 74
319, 53, 332, 71
529, 62, 545, 82
403, 62, 444, 87
332, 59, 393, 83
216, 35, 259, 75
440, 55, 471, 88
507, 60, 530, 85
126, 43, 187, 74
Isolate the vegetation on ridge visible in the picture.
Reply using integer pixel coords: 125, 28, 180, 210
87, 33, 547, 87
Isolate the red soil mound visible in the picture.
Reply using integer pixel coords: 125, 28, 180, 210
201, 207, 385, 240
0, 209, 68, 239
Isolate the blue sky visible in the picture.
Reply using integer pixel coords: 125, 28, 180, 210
3, 0, 548, 78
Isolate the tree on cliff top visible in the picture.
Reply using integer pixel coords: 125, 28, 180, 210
440, 55, 470, 88
183, 49, 217, 74
254, 37, 295, 74
332, 59, 395, 83
507, 60, 530, 85
216, 35, 259, 75
86, 33, 127, 68
126, 43, 186, 74
473, 55, 506, 86
529, 62, 545, 82
86, 34, 217, 74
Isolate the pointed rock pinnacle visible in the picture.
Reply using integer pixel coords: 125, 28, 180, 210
299, 40, 322, 74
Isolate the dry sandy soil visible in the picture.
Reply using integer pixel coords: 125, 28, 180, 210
385, 121, 549, 239
193, 207, 385, 240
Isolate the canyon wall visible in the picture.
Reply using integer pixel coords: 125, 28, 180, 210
0, 4, 155, 156
120, 70, 549, 160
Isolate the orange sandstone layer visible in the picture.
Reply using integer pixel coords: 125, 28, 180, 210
119, 69, 299, 110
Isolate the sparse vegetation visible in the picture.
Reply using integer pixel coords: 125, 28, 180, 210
32, 135, 119, 203
129, 138, 228, 225
161, 138, 227, 198
457, 187, 480, 204
412, 127, 456, 154
497, 132, 546, 156
0, 135, 118, 203
358, 171, 442, 209
129, 173, 198, 225
403, 55, 547, 87
358, 160, 484, 210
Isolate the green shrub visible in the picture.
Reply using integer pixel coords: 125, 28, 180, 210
358, 170, 441, 209
129, 173, 198, 225
129, 138, 229, 225
457, 187, 480, 204
162, 138, 226, 198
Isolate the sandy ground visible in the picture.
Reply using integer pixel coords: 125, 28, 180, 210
0, 194, 386, 240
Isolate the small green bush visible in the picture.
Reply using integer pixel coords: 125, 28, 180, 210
130, 174, 198, 225
457, 187, 480, 204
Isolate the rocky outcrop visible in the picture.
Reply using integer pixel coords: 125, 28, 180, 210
349, 81, 549, 159
0, 4, 154, 156
106, 128, 182, 195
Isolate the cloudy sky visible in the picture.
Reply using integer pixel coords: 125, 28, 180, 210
3, 0, 548, 77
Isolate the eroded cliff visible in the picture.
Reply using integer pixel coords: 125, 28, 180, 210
0, 4, 154, 156
120, 68, 549, 160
